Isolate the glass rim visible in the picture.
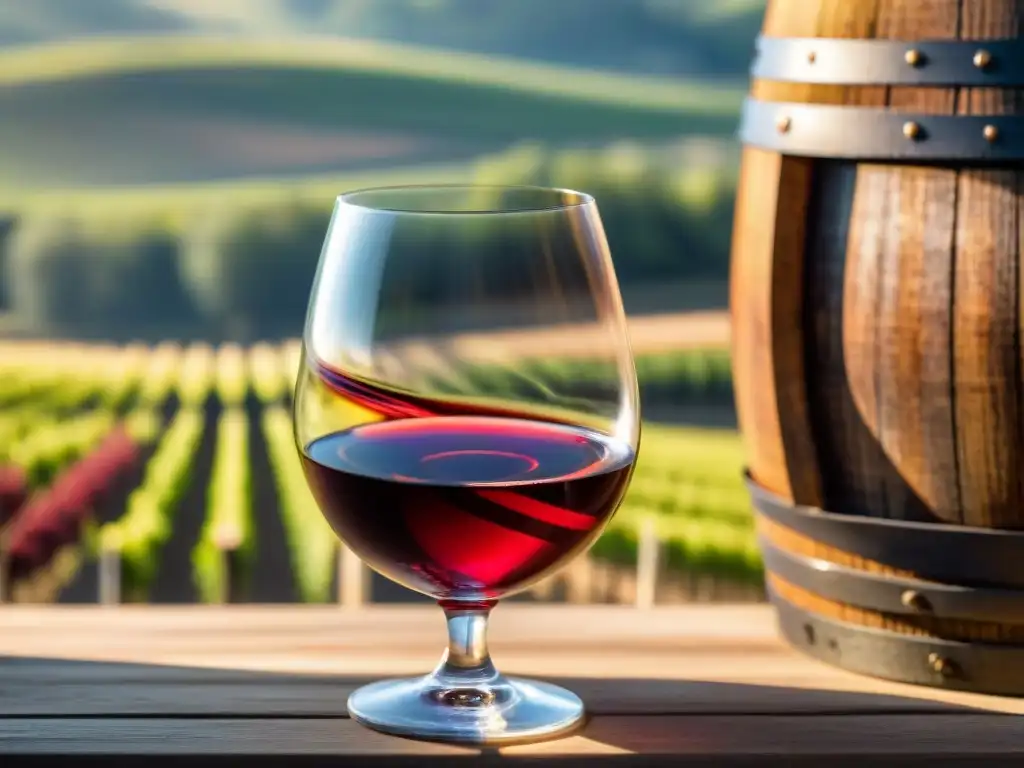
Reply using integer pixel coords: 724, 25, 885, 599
335, 184, 595, 216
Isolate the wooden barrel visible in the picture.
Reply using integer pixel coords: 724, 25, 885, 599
731, 0, 1024, 696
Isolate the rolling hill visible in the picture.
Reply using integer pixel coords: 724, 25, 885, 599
0, 0, 766, 77
0, 35, 746, 188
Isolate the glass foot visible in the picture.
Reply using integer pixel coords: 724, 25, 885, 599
347, 673, 586, 746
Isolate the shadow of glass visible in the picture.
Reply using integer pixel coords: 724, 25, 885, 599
1, 653, 1001, 767
0, 655, 984, 718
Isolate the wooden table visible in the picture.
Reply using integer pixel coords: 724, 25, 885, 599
2, 604, 1024, 765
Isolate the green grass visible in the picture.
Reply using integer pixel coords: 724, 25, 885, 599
0, 36, 746, 189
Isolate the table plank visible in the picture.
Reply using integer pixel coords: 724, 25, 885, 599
0, 658, 971, 716
3, 605, 1024, 717
8, 606, 1024, 764
2, 714, 1023, 763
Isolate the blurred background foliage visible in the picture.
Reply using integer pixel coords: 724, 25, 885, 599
3, 143, 737, 341
0, 0, 768, 604
0, 0, 765, 77
0, 0, 761, 342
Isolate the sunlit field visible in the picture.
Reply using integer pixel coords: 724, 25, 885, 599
0, 339, 755, 604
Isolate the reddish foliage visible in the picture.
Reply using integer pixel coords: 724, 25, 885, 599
0, 465, 28, 527
6, 427, 140, 579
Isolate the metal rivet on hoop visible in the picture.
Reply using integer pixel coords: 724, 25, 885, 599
777, 116, 792, 134
905, 49, 924, 67
900, 590, 932, 612
974, 49, 993, 70
984, 124, 1000, 143
928, 653, 960, 678
903, 121, 922, 140
803, 623, 816, 644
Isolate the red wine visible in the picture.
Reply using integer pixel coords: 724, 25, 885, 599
301, 415, 635, 600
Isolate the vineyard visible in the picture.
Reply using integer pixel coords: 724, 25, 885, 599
0, 338, 758, 605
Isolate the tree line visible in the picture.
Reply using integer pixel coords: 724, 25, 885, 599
0, 143, 736, 342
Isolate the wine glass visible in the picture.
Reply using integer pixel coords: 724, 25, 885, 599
294, 184, 640, 745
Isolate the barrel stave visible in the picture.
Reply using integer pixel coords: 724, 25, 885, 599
734, 0, 1024, 692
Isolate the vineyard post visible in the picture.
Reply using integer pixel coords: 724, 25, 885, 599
338, 542, 368, 608
528, 574, 557, 601
565, 555, 594, 604
635, 516, 659, 609
223, 546, 247, 604
215, 526, 246, 604
98, 543, 121, 606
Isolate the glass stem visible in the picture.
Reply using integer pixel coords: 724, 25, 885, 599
432, 602, 503, 703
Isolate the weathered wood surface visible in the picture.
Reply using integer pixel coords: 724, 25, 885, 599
736, 0, 1024, 522
3, 605, 1024, 764
732, 0, 1024, 662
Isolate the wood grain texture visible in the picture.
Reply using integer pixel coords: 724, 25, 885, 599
0, 660, 970, 718
768, 158, 823, 506
743, 0, 1024, 526
727, 0, 820, 507
730, 149, 779, 495
862, 0, 960, 522
954, 173, 1021, 527
730, 147, 821, 504
954, 1, 1024, 528
734, 0, 918, 507
872, 163, 960, 522
5, 607, 1024, 762
6, 606, 1024, 717
3, 714, 1024, 761
804, 162, 893, 517
737, 0, 1024, 677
